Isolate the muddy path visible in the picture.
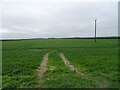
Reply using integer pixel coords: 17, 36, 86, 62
37, 50, 57, 80
37, 53, 49, 78
59, 53, 83, 75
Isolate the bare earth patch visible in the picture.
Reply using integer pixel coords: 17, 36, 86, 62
46, 66, 56, 71
37, 50, 57, 81
99, 79, 108, 88
59, 53, 83, 75
37, 53, 49, 79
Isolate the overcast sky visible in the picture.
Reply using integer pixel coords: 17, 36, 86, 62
0, 0, 119, 39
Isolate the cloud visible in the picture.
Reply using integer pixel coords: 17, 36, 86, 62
1, 1, 118, 39
2, 0, 119, 3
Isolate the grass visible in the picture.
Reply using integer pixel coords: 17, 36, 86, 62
2, 39, 119, 88
2, 40, 48, 88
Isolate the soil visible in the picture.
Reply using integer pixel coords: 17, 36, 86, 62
59, 53, 83, 75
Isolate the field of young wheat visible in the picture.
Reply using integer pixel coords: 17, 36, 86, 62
2, 39, 118, 88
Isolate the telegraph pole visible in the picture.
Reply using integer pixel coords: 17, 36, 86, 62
95, 19, 97, 42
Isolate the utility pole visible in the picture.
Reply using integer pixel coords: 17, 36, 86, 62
95, 19, 97, 42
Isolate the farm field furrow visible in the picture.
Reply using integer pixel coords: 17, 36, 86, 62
2, 39, 118, 88
39, 52, 95, 88
59, 53, 82, 74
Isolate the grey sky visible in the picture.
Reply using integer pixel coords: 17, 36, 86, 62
0, 0, 119, 39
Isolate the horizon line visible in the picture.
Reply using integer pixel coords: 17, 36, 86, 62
0, 36, 119, 40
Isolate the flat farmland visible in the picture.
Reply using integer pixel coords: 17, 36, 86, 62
2, 39, 119, 88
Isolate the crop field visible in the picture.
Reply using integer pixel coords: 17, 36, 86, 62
2, 39, 119, 88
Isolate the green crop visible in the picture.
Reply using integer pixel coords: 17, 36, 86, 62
2, 39, 119, 88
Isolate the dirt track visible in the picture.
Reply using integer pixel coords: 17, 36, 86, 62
38, 53, 49, 78
59, 53, 83, 75
37, 50, 56, 79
